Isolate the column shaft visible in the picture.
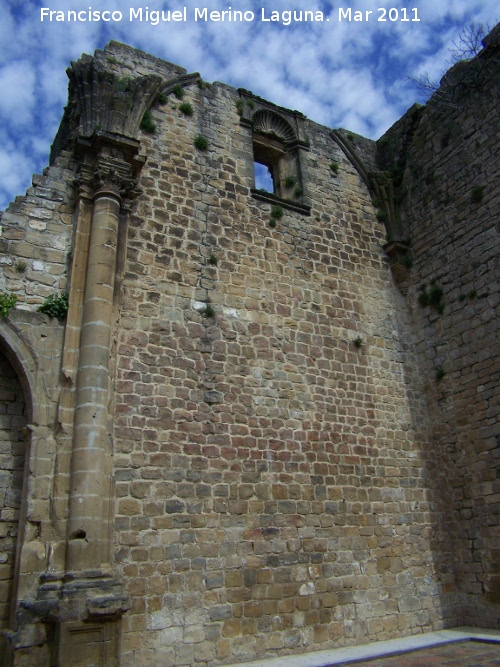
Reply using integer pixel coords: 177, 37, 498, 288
67, 191, 120, 572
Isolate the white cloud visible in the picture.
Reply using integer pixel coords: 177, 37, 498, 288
0, 0, 498, 209
0, 61, 36, 125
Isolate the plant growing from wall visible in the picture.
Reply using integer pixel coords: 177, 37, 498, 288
459, 289, 478, 302
209, 254, 218, 266
470, 185, 485, 204
330, 161, 339, 175
435, 366, 446, 382
235, 99, 244, 116
204, 304, 215, 318
15, 260, 27, 272
179, 102, 194, 116
173, 84, 184, 99
37, 293, 69, 319
140, 109, 156, 133
194, 135, 208, 150
113, 76, 131, 93
157, 92, 168, 105
271, 205, 283, 220
294, 187, 303, 198
0, 293, 17, 318
284, 176, 296, 188
418, 282, 444, 314
269, 205, 283, 228
353, 336, 363, 349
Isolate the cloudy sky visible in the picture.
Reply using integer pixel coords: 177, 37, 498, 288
0, 1, 498, 210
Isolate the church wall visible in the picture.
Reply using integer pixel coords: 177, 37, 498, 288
378, 26, 500, 629
107, 45, 451, 665
0, 31, 497, 665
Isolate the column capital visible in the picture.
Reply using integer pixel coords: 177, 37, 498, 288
75, 132, 146, 203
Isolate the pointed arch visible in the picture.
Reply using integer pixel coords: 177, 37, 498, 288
0, 327, 33, 631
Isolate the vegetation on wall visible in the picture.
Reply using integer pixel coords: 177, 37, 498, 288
37, 293, 69, 319
418, 282, 445, 314
179, 102, 194, 116
173, 84, 184, 99
0, 293, 17, 318
140, 109, 156, 133
194, 135, 209, 150
470, 185, 485, 203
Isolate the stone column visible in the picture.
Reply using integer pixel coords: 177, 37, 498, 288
66, 139, 141, 576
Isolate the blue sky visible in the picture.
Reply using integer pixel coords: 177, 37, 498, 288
0, 0, 498, 210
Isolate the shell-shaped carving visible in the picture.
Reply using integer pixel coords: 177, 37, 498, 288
252, 109, 296, 144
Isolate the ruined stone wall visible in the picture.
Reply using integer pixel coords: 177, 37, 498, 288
0, 33, 497, 667
0, 352, 27, 629
104, 44, 450, 666
0, 155, 75, 308
378, 26, 500, 629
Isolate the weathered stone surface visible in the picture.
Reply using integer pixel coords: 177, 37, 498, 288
0, 28, 499, 667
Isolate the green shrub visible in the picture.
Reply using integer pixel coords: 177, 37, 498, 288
140, 109, 156, 133
113, 76, 131, 92
436, 366, 446, 382
0, 293, 17, 318
271, 205, 283, 220
204, 304, 215, 318
471, 185, 485, 204
418, 283, 444, 314
173, 84, 184, 99
194, 135, 208, 150
37, 293, 69, 319
179, 102, 194, 116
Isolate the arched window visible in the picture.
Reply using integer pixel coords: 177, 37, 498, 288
252, 110, 301, 199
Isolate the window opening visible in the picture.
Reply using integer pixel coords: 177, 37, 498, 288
252, 132, 288, 198
247, 106, 310, 214
254, 161, 274, 192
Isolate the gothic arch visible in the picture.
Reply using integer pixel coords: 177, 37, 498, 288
0, 324, 35, 424
0, 325, 33, 632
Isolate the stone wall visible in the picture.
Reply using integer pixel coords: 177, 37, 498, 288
0, 155, 75, 308
0, 31, 497, 667
108, 44, 447, 665
378, 24, 500, 628
0, 351, 27, 630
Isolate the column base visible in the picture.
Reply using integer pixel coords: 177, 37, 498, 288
3, 573, 128, 667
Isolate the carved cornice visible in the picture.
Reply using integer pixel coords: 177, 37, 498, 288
67, 54, 163, 138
